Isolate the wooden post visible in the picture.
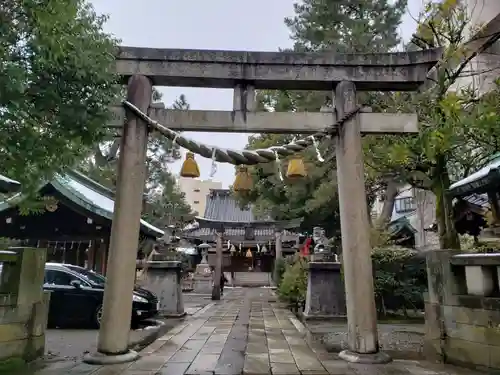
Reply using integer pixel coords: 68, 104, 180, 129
211, 230, 224, 300
334, 81, 390, 363
487, 191, 500, 224
87, 75, 151, 363
273, 230, 283, 283
87, 241, 96, 271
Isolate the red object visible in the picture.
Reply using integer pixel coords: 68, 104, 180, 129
300, 237, 312, 257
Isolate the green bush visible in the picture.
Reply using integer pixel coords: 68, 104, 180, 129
277, 256, 308, 311
468, 240, 500, 253
276, 248, 427, 317
371, 247, 427, 316
273, 257, 286, 286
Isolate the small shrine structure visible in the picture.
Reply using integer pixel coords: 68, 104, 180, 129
0, 170, 164, 274
449, 155, 500, 240
182, 189, 301, 273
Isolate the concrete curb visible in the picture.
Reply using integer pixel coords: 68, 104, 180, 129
128, 319, 168, 352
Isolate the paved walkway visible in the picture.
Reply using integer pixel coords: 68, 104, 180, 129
31, 288, 483, 375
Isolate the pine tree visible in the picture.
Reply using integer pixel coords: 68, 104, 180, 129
286, 0, 407, 52
237, 0, 407, 237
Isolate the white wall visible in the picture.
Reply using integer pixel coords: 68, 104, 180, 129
452, 0, 500, 95
177, 177, 222, 216
371, 184, 437, 249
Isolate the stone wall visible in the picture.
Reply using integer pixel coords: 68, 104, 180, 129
0, 247, 50, 362
424, 250, 500, 370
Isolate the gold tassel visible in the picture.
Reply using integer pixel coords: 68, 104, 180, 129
233, 166, 252, 192
180, 152, 200, 178
286, 154, 307, 178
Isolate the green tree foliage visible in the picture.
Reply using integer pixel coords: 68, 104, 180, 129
80, 93, 194, 228
236, 0, 407, 237
371, 247, 427, 316
0, 0, 119, 191
286, 0, 406, 53
277, 249, 427, 316
364, 0, 500, 249
277, 256, 308, 312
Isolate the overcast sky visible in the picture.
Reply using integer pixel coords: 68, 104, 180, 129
90, 0, 422, 187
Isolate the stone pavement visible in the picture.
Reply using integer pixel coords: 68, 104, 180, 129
28, 288, 486, 375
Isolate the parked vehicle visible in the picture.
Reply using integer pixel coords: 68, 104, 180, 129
0, 262, 159, 328
44, 263, 159, 328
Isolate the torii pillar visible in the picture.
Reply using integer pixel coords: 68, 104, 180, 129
335, 81, 390, 363
84, 75, 151, 364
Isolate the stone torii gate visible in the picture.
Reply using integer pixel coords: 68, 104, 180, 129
84, 47, 441, 364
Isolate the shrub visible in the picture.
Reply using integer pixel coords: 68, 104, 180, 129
277, 256, 308, 312
468, 240, 500, 253
277, 247, 428, 318
273, 257, 286, 286
371, 247, 427, 316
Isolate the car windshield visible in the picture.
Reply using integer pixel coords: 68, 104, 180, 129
65, 265, 106, 286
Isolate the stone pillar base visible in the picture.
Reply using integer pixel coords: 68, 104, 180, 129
136, 261, 185, 317
339, 350, 392, 364
83, 350, 139, 365
193, 278, 212, 294
193, 263, 213, 294
303, 262, 346, 319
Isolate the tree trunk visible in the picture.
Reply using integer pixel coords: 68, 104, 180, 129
375, 179, 399, 229
433, 154, 460, 250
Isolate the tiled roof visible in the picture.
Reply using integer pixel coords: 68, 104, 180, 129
53, 174, 164, 237
0, 172, 164, 238
449, 156, 500, 196
388, 217, 417, 237
0, 174, 20, 194
183, 189, 298, 241
203, 189, 270, 221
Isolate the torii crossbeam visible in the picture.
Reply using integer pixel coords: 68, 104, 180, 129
85, 46, 442, 366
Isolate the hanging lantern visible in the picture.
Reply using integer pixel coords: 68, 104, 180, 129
233, 166, 252, 192
261, 245, 268, 254
180, 152, 200, 178
286, 154, 307, 179
246, 248, 253, 258
230, 244, 236, 255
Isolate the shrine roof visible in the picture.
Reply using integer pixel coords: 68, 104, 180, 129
449, 155, 500, 197
0, 174, 20, 194
203, 189, 271, 222
182, 227, 298, 242
0, 171, 164, 238
388, 217, 417, 237
181, 189, 300, 241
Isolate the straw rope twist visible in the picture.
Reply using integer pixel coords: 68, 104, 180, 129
122, 100, 361, 166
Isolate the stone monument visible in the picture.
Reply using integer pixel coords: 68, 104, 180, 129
193, 243, 213, 294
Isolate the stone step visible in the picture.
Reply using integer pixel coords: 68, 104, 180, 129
232, 272, 271, 287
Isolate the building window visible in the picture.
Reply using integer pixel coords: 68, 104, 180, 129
395, 197, 415, 213
193, 188, 201, 192
194, 200, 200, 204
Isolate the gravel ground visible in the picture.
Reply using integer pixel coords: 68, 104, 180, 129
307, 321, 425, 360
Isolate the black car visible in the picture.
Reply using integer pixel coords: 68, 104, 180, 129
41, 263, 159, 328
